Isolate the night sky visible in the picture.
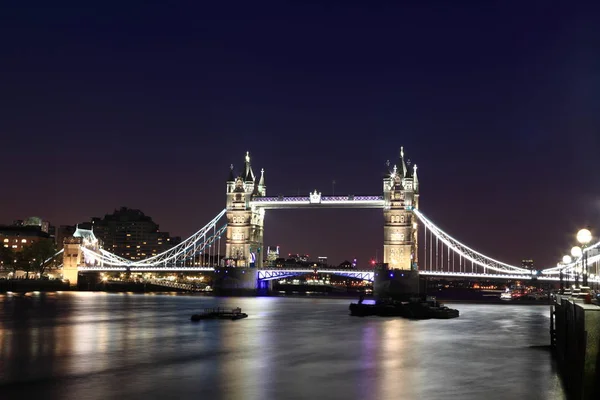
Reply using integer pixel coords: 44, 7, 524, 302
2, 1, 599, 269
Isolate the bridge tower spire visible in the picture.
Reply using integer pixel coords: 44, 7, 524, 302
225, 151, 265, 268
382, 146, 418, 270
398, 146, 408, 178
244, 151, 255, 183
257, 168, 266, 196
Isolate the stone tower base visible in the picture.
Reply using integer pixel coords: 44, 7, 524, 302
374, 264, 423, 300
212, 267, 258, 295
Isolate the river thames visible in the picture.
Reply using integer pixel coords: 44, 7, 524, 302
0, 292, 564, 400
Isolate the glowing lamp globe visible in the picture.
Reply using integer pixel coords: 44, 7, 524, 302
576, 229, 592, 245
571, 246, 582, 258
562, 255, 572, 264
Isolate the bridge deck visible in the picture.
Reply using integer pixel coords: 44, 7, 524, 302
75, 266, 560, 281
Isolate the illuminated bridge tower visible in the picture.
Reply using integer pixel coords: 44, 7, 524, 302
61, 227, 102, 286
62, 237, 82, 286
383, 147, 419, 270
224, 152, 266, 267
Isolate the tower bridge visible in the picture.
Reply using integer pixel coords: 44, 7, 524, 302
224, 148, 418, 270
57, 147, 598, 291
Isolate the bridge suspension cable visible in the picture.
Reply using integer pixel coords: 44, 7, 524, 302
414, 209, 531, 274
80, 209, 227, 267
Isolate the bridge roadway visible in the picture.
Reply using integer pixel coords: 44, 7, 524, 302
76, 266, 562, 282
77, 266, 376, 281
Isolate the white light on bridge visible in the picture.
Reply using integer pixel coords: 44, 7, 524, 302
577, 229, 592, 245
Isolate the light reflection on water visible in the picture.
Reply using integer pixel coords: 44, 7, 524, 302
0, 293, 565, 400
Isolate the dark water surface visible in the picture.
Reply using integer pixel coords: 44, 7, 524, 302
0, 292, 565, 400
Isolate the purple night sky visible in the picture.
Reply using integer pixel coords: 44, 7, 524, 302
1, 1, 599, 268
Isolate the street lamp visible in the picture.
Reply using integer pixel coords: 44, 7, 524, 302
576, 228, 592, 287
561, 255, 572, 293
571, 246, 582, 288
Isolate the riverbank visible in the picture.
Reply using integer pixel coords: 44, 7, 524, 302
0, 279, 70, 293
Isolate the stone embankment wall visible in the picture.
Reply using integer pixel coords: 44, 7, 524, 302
553, 295, 600, 399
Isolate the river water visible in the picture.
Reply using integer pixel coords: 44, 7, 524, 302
0, 292, 565, 400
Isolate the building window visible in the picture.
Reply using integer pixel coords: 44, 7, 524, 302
232, 232, 244, 241
400, 215, 405, 223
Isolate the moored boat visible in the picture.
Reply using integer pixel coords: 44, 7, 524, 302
191, 307, 248, 321
349, 297, 459, 319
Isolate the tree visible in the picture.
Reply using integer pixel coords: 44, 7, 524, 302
0, 246, 15, 272
23, 239, 58, 278
0, 246, 28, 275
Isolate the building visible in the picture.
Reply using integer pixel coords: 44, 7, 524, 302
56, 225, 77, 248
0, 217, 52, 252
265, 245, 280, 266
76, 207, 180, 260
522, 259, 534, 271
13, 217, 49, 231
288, 254, 309, 263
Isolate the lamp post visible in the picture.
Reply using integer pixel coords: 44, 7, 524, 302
576, 228, 592, 287
561, 255, 572, 293
571, 246, 582, 288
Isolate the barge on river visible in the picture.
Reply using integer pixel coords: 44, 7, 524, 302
191, 307, 248, 321
350, 297, 459, 319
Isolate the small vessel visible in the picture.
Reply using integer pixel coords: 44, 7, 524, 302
191, 307, 248, 321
